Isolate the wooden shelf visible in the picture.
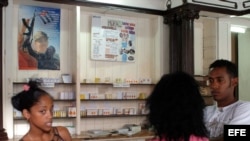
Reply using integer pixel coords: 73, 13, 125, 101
80, 83, 155, 85
14, 117, 76, 120
54, 99, 76, 101
81, 114, 147, 118
13, 82, 76, 85
81, 99, 146, 101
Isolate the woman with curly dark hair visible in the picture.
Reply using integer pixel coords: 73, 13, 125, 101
146, 71, 208, 141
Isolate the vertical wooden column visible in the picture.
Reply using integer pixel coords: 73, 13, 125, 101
168, 16, 182, 73
0, 0, 8, 140
164, 8, 199, 75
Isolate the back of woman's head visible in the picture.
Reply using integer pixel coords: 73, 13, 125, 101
146, 71, 207, 140
11, 81, 51, 112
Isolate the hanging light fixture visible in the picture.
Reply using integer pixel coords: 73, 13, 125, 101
166, 0, 172, 9
230, 25, 247, 33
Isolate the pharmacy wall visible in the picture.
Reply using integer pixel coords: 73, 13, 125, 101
3, 0, 167, 139
3, 0, 224, 139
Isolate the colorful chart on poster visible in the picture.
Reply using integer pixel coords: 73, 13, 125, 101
91, 15, 136, 62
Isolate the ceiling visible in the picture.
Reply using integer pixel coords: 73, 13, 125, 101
75, 0, 250, 11
74, 0, 250, 18
75, 0, 168, 11
36, 0, 250, 19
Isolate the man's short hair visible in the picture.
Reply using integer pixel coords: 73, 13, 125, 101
209, 59, 238, 77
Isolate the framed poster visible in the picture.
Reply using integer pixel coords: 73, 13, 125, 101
91, 15, 136, 62
18, 5, 61, 70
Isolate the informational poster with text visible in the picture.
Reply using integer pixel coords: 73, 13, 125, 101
91, 15, 136, 62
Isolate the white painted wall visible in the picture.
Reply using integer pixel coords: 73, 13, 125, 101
78, 8, 163, 84
218, 20, 231, 60
194, 21, 204, 75
218, 17, 250, 101
194, 17, 218, 75
3, 0, 78, 138
238, 29, 250, 101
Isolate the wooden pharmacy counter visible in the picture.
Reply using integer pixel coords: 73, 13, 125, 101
7, 130, 154, 141
6, 131, 221, 141
72, 130, 154, 141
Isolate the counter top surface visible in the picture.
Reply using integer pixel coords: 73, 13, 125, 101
72, 130, 154, 141
8, 130, 154, 141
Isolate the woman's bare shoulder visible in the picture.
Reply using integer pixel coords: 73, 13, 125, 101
55, 126, 72, 141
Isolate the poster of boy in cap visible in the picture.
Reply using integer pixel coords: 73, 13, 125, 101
18, 5, 60, 70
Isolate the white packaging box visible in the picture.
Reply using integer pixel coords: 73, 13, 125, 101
124, 91, 137, 99
68, 107, 77, 117
97, 94, 105, 99
89, 93, 98, 99
117, 92, 123, 99
103, 108, 113, 115
80, 92, 90, 100
87, 109, 98, 116
59, 92, 65, 99
62, 74, 72, 83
